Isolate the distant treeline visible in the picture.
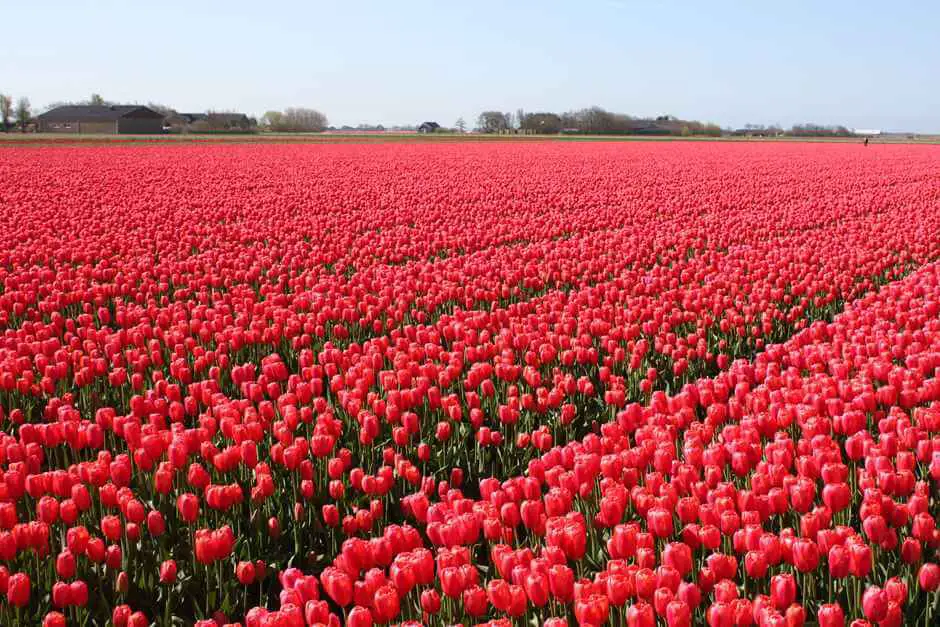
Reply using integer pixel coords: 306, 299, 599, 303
785, 123, 853, 137
731, 123, 854, 137
475, 108, 859, 138
477, 107, 722, 136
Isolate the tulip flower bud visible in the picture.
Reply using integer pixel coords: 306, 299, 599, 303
112, 605, 132, 627
770, 573, 796, 611
43, 612, 67, 627
6, 572, 30, 607
862, 586, 887, 622
160, 559, 178, 584
116, 570, 129, 595
919, 563, 940, 591
818, 603, 845, 627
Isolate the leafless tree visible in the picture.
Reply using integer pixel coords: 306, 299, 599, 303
788, 123, 852, 137
285, 108, 327, 132
15, 97, 30, 132
261, 108, 327, 132
455, 117, 466, 133
477, 111, 510, 133
0, 94, 12, 132
260, 111, 284, 130
520, 112, 563, 134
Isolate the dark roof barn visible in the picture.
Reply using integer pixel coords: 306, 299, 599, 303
36, 105, 164, 134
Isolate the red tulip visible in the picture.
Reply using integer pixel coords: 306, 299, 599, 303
918, 563, 940, 591
785, 603, 805, 627
420, 588, 441, 615
575, 593, 610, 626
744, 551, 768, 578
791, 539, 819, 573
6, 572, 29, 607
236, 561, 256, 585
677, 581, 701, 609
347, 606, 373, 627
372, 584, 400, 623
463, 585, 487, 617
127, 611, 148, 627
56, 550, 76, 579
487, 579, 512, 612
70, 580, 89, 607
112, 605, 132, 627
647, 508, 673, 538
849, 543, 872, 578
817, 603, 845, 627
549, 564, 575, 602
770, 574, 796, 611
43, 612, 67, 627
665, 599, 691, 627
627, 601, 655, 627
706, 601, 732, 627
828, 545, 850, 578
159, 559, 178, 584
861, 586, 887, 622
52, 581, 71, 608
176, 493, 199, 524
116, 571, 129, 594
147, 510, 166, 536
101, 515, 123, 541
525, 570, 550, 607
321, 567, 353, 607
663, 542, 692, 576
440, 566, 466, 598
884, 577, 907, 606
822, 483, 850, 513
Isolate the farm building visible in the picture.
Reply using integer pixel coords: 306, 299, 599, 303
183, 113, 253, 131
163, 112, 255, 133
417, 121, 440, 133
36, 105, 164, 134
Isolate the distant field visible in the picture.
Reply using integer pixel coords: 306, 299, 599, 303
1, 131, 937, 145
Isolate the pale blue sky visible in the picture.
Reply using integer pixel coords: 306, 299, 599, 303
4, 1, 938, 131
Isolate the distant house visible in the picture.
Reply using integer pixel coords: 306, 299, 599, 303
171, 112, 253, 132
625, 120, 673, 135
175, 113, 206, 125
732, 128, 772, 137
417, 121, 440, 133
162, 113, 192, 132
36, 105, 164, 134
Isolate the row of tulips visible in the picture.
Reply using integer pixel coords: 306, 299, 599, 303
246, 261, 940, 625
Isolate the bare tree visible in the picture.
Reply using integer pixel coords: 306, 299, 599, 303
261, 108, 327, 132
477, 111, 510, 133
455, 117, 466, 133
284, 108, 327, 132
260, 111, 284, 130
0, 94, 12, 132
15, 97, 30, 132
520, 112, 563, 134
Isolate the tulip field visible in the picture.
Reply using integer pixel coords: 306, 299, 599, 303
3, 140, 940, 627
